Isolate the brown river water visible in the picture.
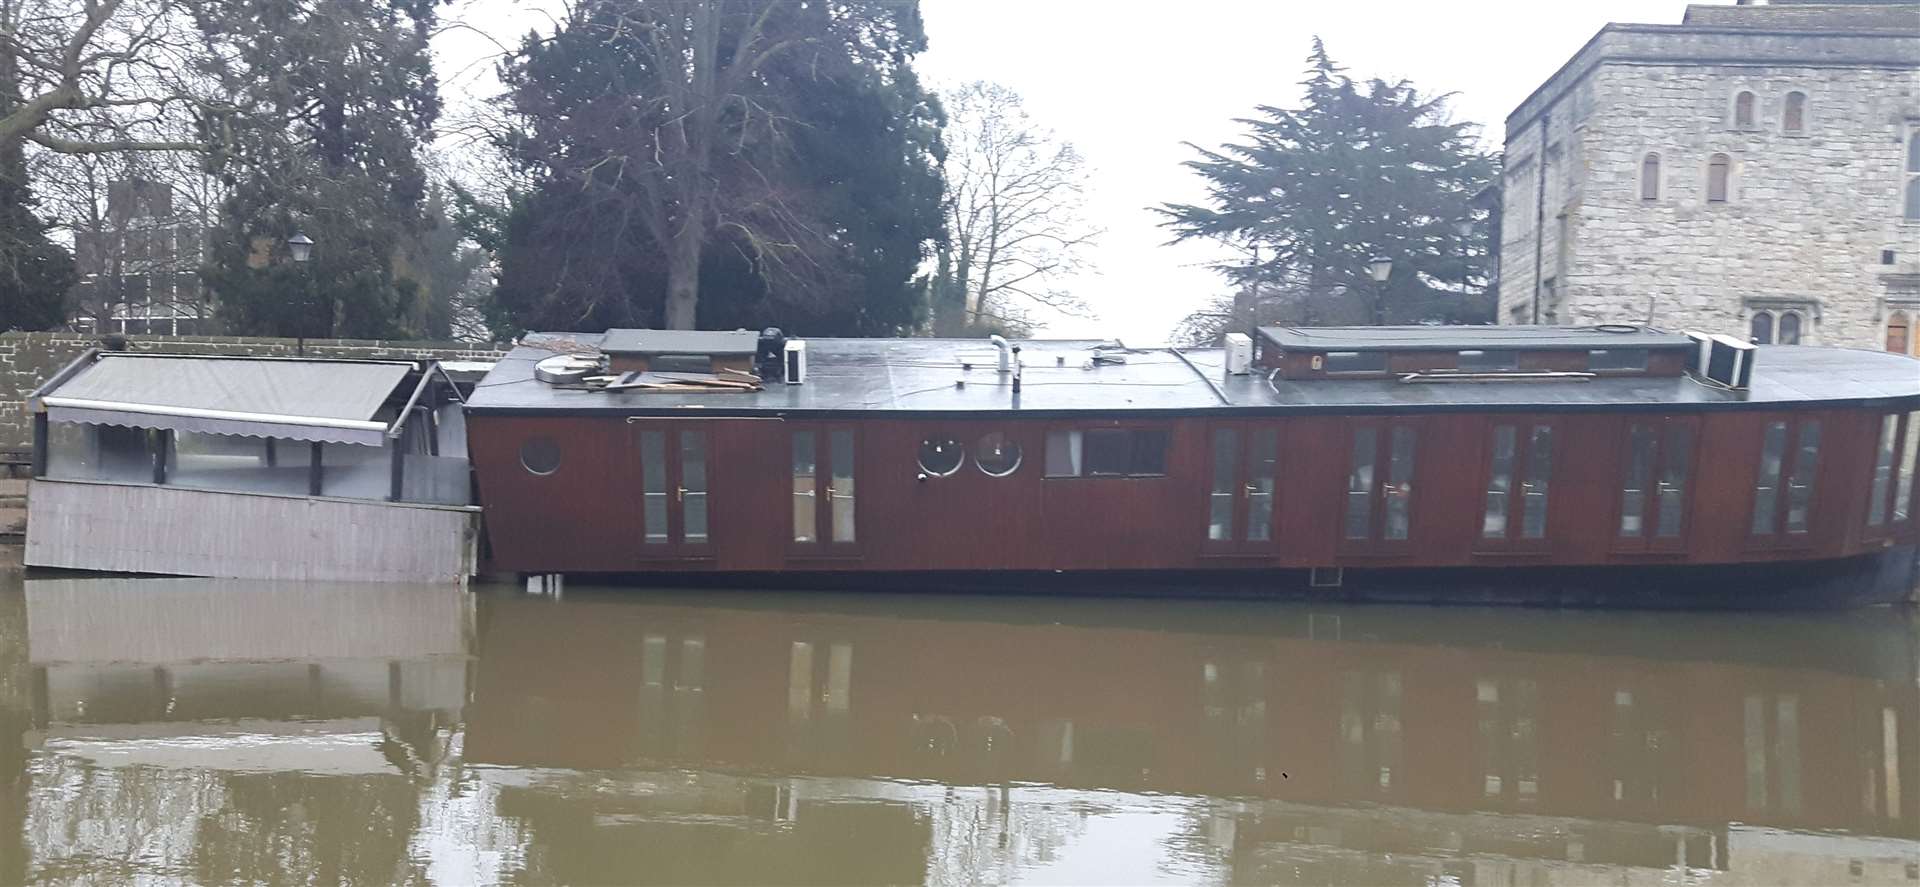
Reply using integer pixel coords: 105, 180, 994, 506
0, 573, 1915, 885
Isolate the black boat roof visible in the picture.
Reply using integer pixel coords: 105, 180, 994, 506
466, 333, 1920, 418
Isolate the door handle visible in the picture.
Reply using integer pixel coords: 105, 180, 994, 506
676, 486, 687, 502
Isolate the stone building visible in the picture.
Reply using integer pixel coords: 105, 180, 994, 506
1497, 0, 1920, 354
70, 179, 214, 336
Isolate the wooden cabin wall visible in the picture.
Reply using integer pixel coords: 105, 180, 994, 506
468, 404, 1920, 576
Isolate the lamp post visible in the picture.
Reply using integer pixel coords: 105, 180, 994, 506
288, 232, 314, 355
1368, 255, 1393, 327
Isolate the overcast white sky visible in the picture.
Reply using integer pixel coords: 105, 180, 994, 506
435, 0, 1700, 343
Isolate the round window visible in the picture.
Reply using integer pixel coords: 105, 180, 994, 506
975, 432, 1022, 477
917, 437, 965, 477
519, 437, 562, 475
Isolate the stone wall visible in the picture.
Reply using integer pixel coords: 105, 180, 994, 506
1500, 16, 1920, 348
1564, 62, 1918, 344
0, 332, 512, 451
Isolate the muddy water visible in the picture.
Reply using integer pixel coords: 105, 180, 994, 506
0, 575, 1915, 885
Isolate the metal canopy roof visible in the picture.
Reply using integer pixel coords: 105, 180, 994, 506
464, 333, 1920, 417
600, 329, 759, 355
1257, 325, 1694, 352
37, 354, 415, 445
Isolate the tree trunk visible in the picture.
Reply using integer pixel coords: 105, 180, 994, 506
664, 222, 703, 330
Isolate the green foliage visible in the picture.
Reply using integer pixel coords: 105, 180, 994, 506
0, 166, 76, 332
1160, 40, 1496, 332
0, 59, 74, 332
198, 0, 442, 339
485, 0, 945, 336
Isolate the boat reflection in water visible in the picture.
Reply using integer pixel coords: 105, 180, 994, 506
1, 577, 1916, 885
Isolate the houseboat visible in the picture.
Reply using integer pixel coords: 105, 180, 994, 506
463, 325, 1920, 607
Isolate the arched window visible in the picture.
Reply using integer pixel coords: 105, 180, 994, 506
1750, 312, 1774, 345
1734, 91, 1756, 129
1778, 311, 1802, 345
1640, 153, 1661, 201
1783, 92, 1806, 132
1707, 154, 1732, 203
1907, 131, 1920, 220
1890, 312, 1913, 355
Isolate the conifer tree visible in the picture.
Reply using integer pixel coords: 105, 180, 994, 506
1160, 40, 1495, 339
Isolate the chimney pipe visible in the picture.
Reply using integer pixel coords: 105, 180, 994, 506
990, 335, 1011, 374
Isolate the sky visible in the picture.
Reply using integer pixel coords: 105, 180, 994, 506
434, 0, 1699, 344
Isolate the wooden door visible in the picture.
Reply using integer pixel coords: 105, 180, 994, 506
635, 425, 713, 558
789, 426, 861, 559
1339, 419, 1420, 556
1202, 423, 1280, 555
1611, 416, 1699, 554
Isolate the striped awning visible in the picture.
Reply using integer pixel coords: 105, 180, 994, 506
38, 354, 414, 446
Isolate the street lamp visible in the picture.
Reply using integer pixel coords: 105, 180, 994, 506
287, 232, 315, 355
1367, 255, 1393, 326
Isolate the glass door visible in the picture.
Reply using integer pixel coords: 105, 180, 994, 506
637, 426, 713, 557
791, 426, 859, 557
1203, 423, 1279, 555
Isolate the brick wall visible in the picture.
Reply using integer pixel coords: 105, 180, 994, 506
0, 331, 513, 451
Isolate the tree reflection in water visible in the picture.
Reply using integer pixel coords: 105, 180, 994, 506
0, 576, 1915, 885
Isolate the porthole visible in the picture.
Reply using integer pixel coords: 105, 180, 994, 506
519, 437, 562, 475
917, 437, 964, 477
975, 432, 1023, 477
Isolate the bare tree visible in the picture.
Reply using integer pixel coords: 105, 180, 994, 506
0, 0, 215, 156
934, 81, 1098, 335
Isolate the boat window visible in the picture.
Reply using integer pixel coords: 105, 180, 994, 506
1459, 350, 1518, 371
974, 432, 1022, 477
1896, 411, 1919, 523
1209, 428, 1239, 542
1870, 414, 1902, 526
1588, 349, 1648, 372
1751, 421, 1787, 536
792, 432, 817, 543
1324, 351, 1388, 374
1784, 420, 1819, 534
829, 429, 856, 543
1521, 425, 1553, 539
1045, 430, 1082, 477
1344, 430, 1376, 540
917, 437, 964, 477
1384, 427, 1416, 540
681, 432, 708, 543
1619, 425, 1658, 538
1655, 425, 1692, 538
1247, 427, 1278, 542
1048, 429, 1168, 478
641, 431, 668, 544
519, 437, 561, 476
1085, 429, 1132, 476
1482, 426, 1516, 539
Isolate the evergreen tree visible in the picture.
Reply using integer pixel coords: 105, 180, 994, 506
0, 48, 74, 331
1160, 40, 1495, 334
484, 0, 944, 336
195, 0, 441, 339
